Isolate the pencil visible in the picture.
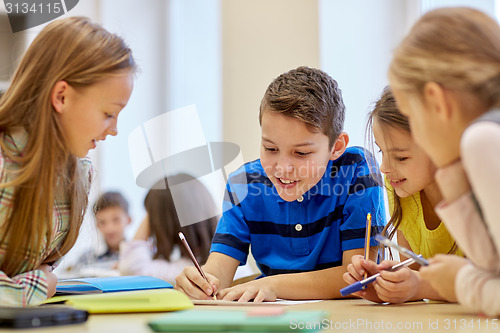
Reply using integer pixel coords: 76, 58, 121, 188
178, 232, 217, 300
363, 213, 372, 280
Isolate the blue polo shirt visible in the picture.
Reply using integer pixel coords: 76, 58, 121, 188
211, 146, 386, 276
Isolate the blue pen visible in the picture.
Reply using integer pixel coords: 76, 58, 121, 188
340, 257, 417, 296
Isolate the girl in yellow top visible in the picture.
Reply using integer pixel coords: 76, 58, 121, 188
385, 180, 463, 260
344, 87, 462, 303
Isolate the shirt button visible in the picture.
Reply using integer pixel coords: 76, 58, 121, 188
297, 196, 304, 202
295, 224, 303, 232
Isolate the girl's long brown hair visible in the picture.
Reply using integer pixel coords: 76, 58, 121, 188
367, 87, 457, 255
0, 17, 136, 276
145, 175, 218, 265
366, 87, 409, 242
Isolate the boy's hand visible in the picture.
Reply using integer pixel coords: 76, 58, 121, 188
343, 254, 383, 302
372, 260, 420, 303
38, 264, 57, 298
175, 266, 220, 300
217, 279, 276, 302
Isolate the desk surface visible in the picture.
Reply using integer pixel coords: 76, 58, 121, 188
2, 299, 495, 333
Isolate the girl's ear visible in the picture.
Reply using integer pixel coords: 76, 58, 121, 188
330, 132, 349, 161
51, 81, 69, 113
423, 81, 452, 121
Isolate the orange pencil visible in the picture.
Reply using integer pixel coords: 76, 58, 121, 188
363, 213, 372, 280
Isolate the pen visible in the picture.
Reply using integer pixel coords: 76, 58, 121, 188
363, 213, 372, 281
178, 232, 217, 300
375, 234, 430, 267
340, 257, 417, 296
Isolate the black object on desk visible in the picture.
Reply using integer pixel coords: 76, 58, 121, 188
0, 305, 88, 329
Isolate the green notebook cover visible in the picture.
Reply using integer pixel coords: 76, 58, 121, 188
148, 309, 328, 332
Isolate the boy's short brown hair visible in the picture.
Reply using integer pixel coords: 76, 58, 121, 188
259, 66, 345, 148
93, 192, 129, 216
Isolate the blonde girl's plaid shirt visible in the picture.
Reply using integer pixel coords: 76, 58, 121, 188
0, 130, 92, 306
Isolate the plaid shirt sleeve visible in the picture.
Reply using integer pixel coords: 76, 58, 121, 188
0, 137, 94, 307
0, 268, 48, 306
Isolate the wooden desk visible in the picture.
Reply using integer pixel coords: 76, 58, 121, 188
291, 299, 495, 332
1, 299, 494, 332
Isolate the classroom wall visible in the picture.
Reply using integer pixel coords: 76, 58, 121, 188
222, 0, 496, 160
422, 0, 496, 13
96, 0, 170, 238
319, 0, 421, 149
221, 0, 320, 163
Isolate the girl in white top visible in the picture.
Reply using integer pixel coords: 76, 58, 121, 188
389, 7, 500, 316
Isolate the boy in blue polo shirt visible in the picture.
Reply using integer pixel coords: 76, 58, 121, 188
175, 66, 385, 301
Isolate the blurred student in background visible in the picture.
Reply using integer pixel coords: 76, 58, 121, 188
63, 192, 132, 276
92, 192, 132, 263
119, 175, 223, 285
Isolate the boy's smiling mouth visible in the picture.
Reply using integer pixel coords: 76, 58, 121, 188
276, 177, 299, 188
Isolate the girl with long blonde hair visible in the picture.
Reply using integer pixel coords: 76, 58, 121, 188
389, 7, 500, 316
0, 16, 135, 306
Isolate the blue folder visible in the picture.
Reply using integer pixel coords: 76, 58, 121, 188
55, 275, 172, 295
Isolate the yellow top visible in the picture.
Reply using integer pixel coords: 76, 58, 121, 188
386, 178, 464, 259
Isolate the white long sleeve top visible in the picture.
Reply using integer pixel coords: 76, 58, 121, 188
435, 120, 500, 316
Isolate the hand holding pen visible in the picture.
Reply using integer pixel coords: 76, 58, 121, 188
178, 232, 217, 300
342, 234, 430, 303
341, 257, 419, 296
